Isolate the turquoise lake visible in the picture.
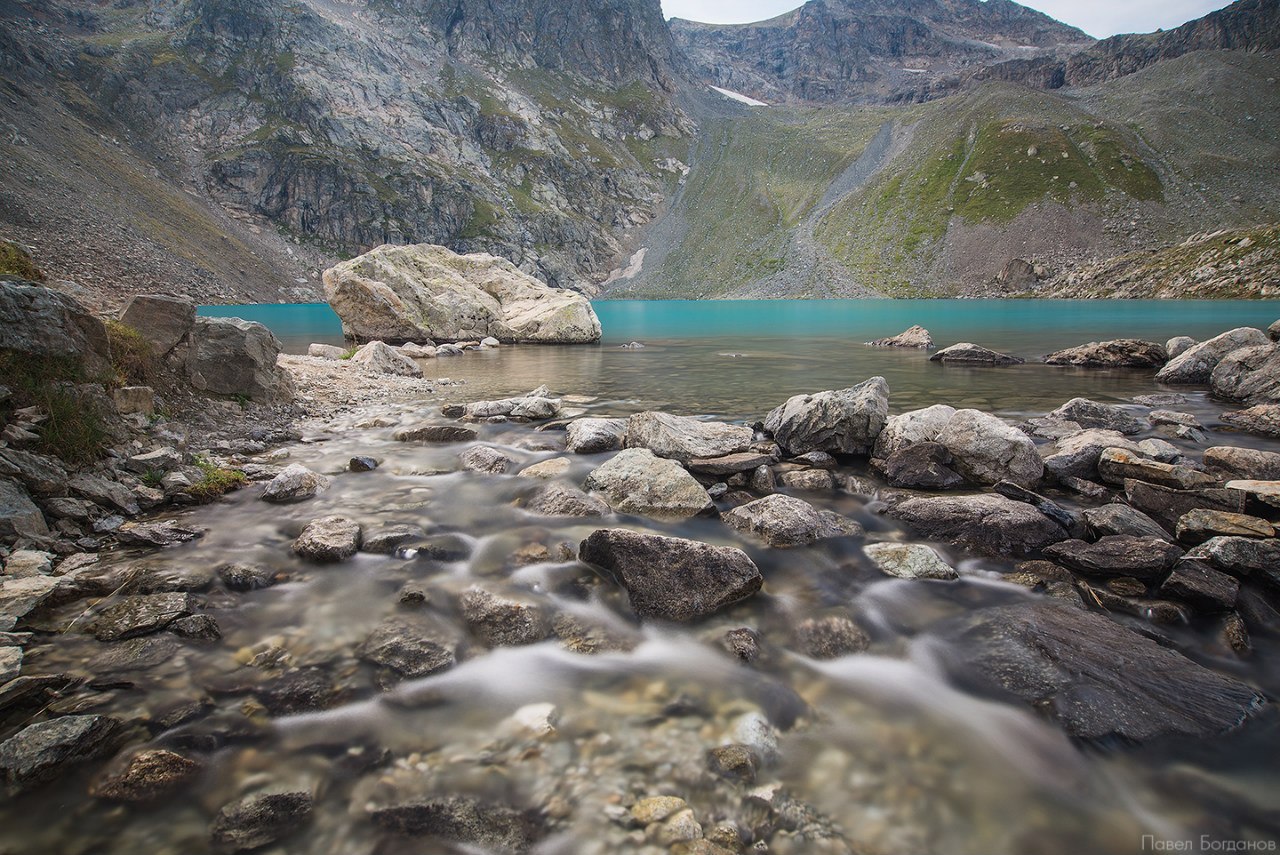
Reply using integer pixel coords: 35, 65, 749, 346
200, 299, 1280, 420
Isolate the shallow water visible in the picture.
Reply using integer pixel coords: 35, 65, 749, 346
10, 301, 1278, 854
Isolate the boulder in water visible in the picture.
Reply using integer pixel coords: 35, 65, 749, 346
764, 377, 889, 456
1156, 327, 1270, 384
1211, 343, 1280, 403
625, 412, 753, 462
886, 494, 1067, 557
929, 343, 1023, 365
1043, 339, 1167, 368
868, 325, 934, 349
349, 340, 423, 377
722, 494, 862, 548
583, 448, 714, 520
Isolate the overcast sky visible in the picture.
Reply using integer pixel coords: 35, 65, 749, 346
660, 0, 1235, 39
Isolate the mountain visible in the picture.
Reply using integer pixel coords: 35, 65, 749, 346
0, 0, 693, 308
670, 0, 1093, 105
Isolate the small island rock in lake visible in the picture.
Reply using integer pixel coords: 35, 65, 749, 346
323, 243, 601, 344
868, 325, 935, 349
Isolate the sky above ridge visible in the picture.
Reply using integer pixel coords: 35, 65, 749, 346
660, 0, 1235, 39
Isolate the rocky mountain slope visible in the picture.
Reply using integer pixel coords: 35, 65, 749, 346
0, 0, 694, 308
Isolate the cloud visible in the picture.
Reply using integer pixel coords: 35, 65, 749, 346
660, 0, 1234, 38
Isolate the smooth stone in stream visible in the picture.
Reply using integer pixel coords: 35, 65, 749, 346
369, 797, 545, 851
524, 483, 609, 517
583, 448, 714, 520
260, 464, 330, 504
764, 377, 889, 456
1204, 446, 1280, 481
1185, 536, 1280, 581
1097, 448, 1218, 491
394, 424, 478, 443
292, 517, 361, 562
862, 543, 957, 580
349, 456, 379, 472
722, 494, 862, 548
706, 745, 757, 783
0, 715, 124, 795
874, 442, 966, 490
1124, 480, 1245, 533
216, 563, 282, 592
89, 593, 198, 641
114, 520, 204, 547
1156, 327, 1270, 384
1160, 560, 1240, 612
360, 524, 427, 555
356, 618, 457, 678
793, 615, 869, 659
1221, 404, 1280, 438
578, 529, 762, 623
1082, 504, 1173, 541
1043, 339, 1167, 368
210, 792, 313, 851
1042, 536, 1183, 580
688, 452, 775, 476
777, 469, 834, 491
885, 494, 1067, 557
929, 343, 1023, 365
516, 458, 571, 479
460, 588, 550, 647
90, 749, 203, 801
625, 411, 753, 462
940, 600, 1264, 741
1033, 398, 1149, 436
565, 418, 627, 454
459, 445, 514, 474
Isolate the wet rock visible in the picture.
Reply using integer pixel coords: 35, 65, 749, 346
119, 295, 195, 357
292, 517, 361, 562
937, 409, 1043, 487
1160, 560, 1239, 612
579, 529, 762, 623
869, 324, 934, 349
1185, 536, 1280, 580
941, 600, 1263, 741
0, 715, 123, 795
631, 796, 689, 825
1156, 327, 1270, 384
217, 563, 281, 592
460, 588, 550, 646
92, 636, 180, 674
1166, 336, 1196, 360
1036, 398, 1149, 435
625, 412, 753, 462
874, 441, 966, 490
90, 749, 202, 801
369, 796, 545, 852
1004, 561, 1081, 604
417, 533, 473, 561
0, 647, 21, 684
1124, 480, 1245, 533
1138, 438, 1185, 463
1204, 446, 1280, 481
90, 593, 197, 641
356, 617, 457, 678
707, 744, 757, 782
210, 791, 313, 851
873, 405, 956, 460
1082, 504, 1172, 541
1041, 429, 1142, 481
723, 494, 862, 548
1097, 448, 1217, 491
169, 614, 221, 641
764, 377, 889, 456
1221, 404, 1280, 438
1226, 479, 1280, 509
253, 667, 345, 716
688, 452, 776, 476
260, 464, 330, 504
516, 457, 571, 479
551, 613, 637, 655
459, 446, 514, 474
115, 520, 204, 548
361, 524, 427, 555
749, 464, 776, 494
1175, 509, 1274, 545
186, 317, 294, 404
793, 615, 869, 658
863, 542, 957, 580
565, 418, 627, 453
464, 391, 562, 422
349, 340, 422, 377
886, 494, 1067, 557
722, 627, 761, 662
777, 469, 834, 491
929, 342, 1023, 365
583, 448, 714, 520
1043, 339, 1167, 368
524, 483, 609, 517
1211, 343, 1280, 403
1042, 536, 1183, 580
349, 456, 379, 472
3, 549, 52, 578
393, 424, 478, 443
70, 474, 139, 515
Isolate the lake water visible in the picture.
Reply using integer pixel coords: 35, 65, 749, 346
201, 299, 1280, 419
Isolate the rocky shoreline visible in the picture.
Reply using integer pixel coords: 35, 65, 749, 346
3, 282, 1280, 852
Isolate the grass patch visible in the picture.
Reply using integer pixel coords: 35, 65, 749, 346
188, 458, 248, 504
104, 319, 157, 385
0, 241, 44, 281
0, 351, 109, 464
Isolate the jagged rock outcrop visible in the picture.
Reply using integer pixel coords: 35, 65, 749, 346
324, 244, 601, 343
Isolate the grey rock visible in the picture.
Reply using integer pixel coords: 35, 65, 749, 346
369, 796, 544, 852
777, 468, 834, 491
90, 749, 203, 802
90, 593, 197, 641
260, 464, 330, 504
873, 404, 957, 458
940, 600, 1263, 741
459, 446, 514, 474
460, 588, 550, 646
1043, 339, 1166, 368
722, 627, 761, 662
114, 520, 204, 547
0, 647, 21, 684
1160, 559, 1239, 612
324, 243, 601, 343
1042, 536, 1183, 580
463, 392, 562, 422
1156, 327, 1270, 384
217, 563, 280, 592
707, 744, 757, 782
524, 483, 609, 517
1039, 398, 1148, 435
579, 529, 762, 623
1271, 321, 1280, 343
118, 295, 195, 357
723, 494, 862, 548
1175, 509, 1274, 545
210, 792, 313, 851
1221, 404, 1280, 438
929, 342, 1023, 365
991, 480, 1083, 537
349, 340, 423, 377
0, 576, 59, 631
349, 456, 379, 472
1138, 437, 1184, 462
749, 464, 776, 494
69, 475, 139, 515
1166, 336, 1196, 360
185, 317, 293, 403
2, 550, 52, 578
1082, 504, 1172, 541
793, 615, 869, 658
0, 449, 69, 497
793, 450, 837, 469
1211, 343, 1280, 403
360, 524, 427, 555
764, 377, 889, 456
886, 494, 1068, 557
936, 409, 1043, 486
292, 517, 361, 562
169, 614, 221, 641
863, 542, 957, 580
0, 280, 112, 377
688, 452, 776, 475
123, 447, 183, 476
356, 617, 457, 678
1125, 480, 1246, 533
583, 448, 714, 520
0, 715, 124, 795
1203, 446, 1280, 481
869, 325, 934, 349
0, 478, 48, 541
393, 424, 478, 443
625, 411, 753, 462
1041, 429, 1142, 481
308, 343, 346, 360
1186, 536, 1280, 580
1097, 447, 1218, 491
565, 418, 627, 453
874, 441, 966, 489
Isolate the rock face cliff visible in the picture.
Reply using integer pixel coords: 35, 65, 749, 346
671, 0, 1092, 104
